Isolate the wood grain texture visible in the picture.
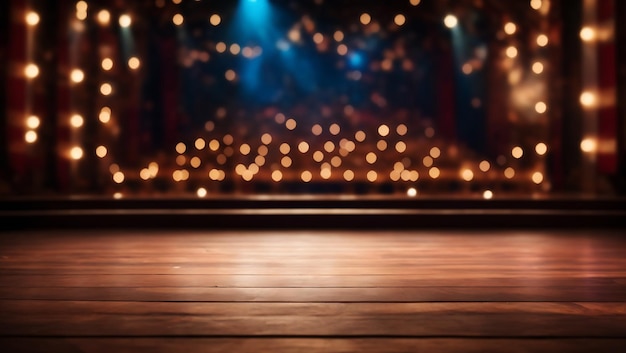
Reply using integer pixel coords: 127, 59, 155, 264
0, 229, 625, 352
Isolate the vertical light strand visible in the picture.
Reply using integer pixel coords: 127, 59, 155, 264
580, 0, 599, 192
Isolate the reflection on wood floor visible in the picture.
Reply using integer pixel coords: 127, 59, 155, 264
0, 230, 625, 352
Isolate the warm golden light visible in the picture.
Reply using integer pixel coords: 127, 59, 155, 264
423, 156, 434, 167
26, 115, 40, 129
25, 131, 37, 143
444, 14, 458, 28
119, 14, 132, 28
312, 124, 323, 136
113, 171, 125, 184
407, 187, 418, 197
140, 168, 151, 180
70, 114, 84, 128
25, 12, 40, 26
329, 123, 341, 135
216, 42, 227, 53
343, 170, 354, 181
197, 188, 207, 198
301, 171, 313, 183
530, 0, 542, 10
271, 170, 283, 182
532, 172, 544, 184
360, 13, 371, 25
378, 124, 390, 137
580, 91, 596, 107
429, 167, 440, 179
483, 190, 494, 199
367, 170, 378, 182
394, 14, 406, 26
410, 0, 421, 5
25, 64, 39, 79
225, 69, 236, 81
128, 57, 141, 70
210, 14, 221, 26
337, 44, 348, 56
334, 30, 344, 42
366, 152, 377, 164
532, 61, 544, 74
324, 141, 335, 153
512, 146, 524, 159
239, 143, 251, 155
536, 34, 549, 47
99, 107, 112, 123
175, 142, 186, 154
535, 143, 548, 155
70, 146, 83, 160
172, 13, 184, 26
96, 145, 107, 158
396, 124, 408, 136
535, 101, 547, 114
102, 58, 113, 71
461, 169, 474, 182
230, 43, 241, 55
355, 130, 366, 142
100, 83, 113, 96
580, 138, 597, 153
298, 141, 310, 153
281, 156, 292, 168
430, 147, 441, 159
504, 167, 515, 179
580, 26, 596, 42
479, 160, 490, 172
261, 133, 272, 145
70, 69, 84, 83
97, 10, 111, 25
504, 22, 516, 35
505, 46, 518, 59
395, 141, 407, 153
280, 143, 291, 155
285, 118, 297, 130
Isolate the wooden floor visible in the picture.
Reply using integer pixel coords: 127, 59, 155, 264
0, 229, 625, 352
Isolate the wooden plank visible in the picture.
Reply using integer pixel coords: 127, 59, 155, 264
1, 338, 625, 353
1, 274, 623, 288
0, 301, 625, 337
1, 286, 625, 302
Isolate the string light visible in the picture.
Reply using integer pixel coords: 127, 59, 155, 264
25, 12, 40, 26
119, 14, 132, 28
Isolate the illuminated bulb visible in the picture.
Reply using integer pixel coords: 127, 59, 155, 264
395, 141, 407, 153
536, 34, 549, 47
504, 22, 516, 35
479, 160, 490, 172
210, 14, 221, 26
355, 131, 366, 142
483, 190, 494, 199
99, 107, 112, 123
311, 124, 323, 136
119, 14, 132, 28
343, 170, 355, 181
313, 33, 324, 44
261, 133, 272, 145
113, 192, 123, 199
506, 46, 518, 58
175, 142, 186, 154
113, 171, 125, 184
230, 43, 241, 55
366, 152, 377, 164
329, 123, 341, 135
461, 169, 474, 182
407, 188, 418, 197
580, 138, 597, 153
197, 188, 207, 198
26, 115, 40, 129
397, 124, 408, 136
360, 13, 371, 25
394, 14, 406, 26
504, 167, 515, 179
216, 42, 227, 53
102, 58, 113, 71
25, 131, 37, 143
271, 170, 283, 182
512, 146, 524, 159
530, 0, 542, 10
70, 69, 84, 83
444, 14, 458, 29
70, 146, 83, 160
532, 61, 544, 74
25, 12, 40, 26
100, 83, 113, 96
97, 10, 111, 25
301, 171, 313, 183
128, 57, 140, 70
535, 101, 547, 114
535, 143, 548, 155
76, 10, 87, 21
76, 1, 88, 12
225, 69, 236, 81
298, 141, 310, 153
25, 64, 39, 79
378, 124, 390, 137
172, 13, 184, 26
429, 167, 440, 179
532, 172, 544, 184
410, 0, 421, 5
580, 91, 596, 107
366, 170, 378, 182
96, 145, 107, 158
337, 44, 348, 56
580, 27, 596, 42
285, 118, 297, 130
334, 30, 344, 42
70, 114, 84, 128
430, 147, 441, 158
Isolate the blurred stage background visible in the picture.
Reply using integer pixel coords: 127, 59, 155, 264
1, 0, 624, 199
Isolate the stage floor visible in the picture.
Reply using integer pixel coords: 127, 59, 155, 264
0, 229, 625, 352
